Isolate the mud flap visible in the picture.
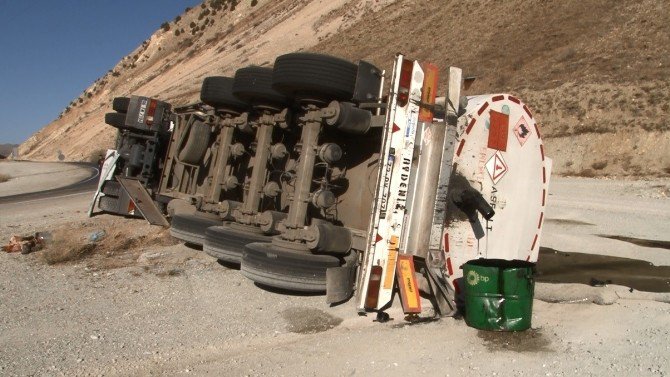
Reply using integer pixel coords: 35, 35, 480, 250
117, 177, 169, 227
326, 254, 359, 305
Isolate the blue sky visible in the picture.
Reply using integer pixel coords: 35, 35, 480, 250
0, 0, 201, 144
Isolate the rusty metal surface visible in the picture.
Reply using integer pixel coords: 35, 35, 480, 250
117, 177, 170, 227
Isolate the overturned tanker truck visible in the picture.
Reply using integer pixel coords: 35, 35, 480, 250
93, 52, 550, 320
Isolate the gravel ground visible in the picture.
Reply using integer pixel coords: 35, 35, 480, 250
1, 165, 669, 376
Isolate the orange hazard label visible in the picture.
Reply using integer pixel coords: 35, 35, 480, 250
488, 110, 509, 151
383, 235, 399, 290
396, 254, 421, 313
418, 63, 439, 122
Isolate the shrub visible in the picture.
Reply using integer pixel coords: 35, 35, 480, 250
174, 15, 182, 22
161, 22, 170, 32
39, 230, 97, 265
0, 174, 10, 183
41, 243, 97, 265
88, 148, 107, 164
591, 161, 608, 170
576, 168, 596, 177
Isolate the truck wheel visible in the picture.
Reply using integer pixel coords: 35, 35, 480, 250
101, 180, 121, 197
200, 76, 248, 111
233, 66, 289, 108
241, 242, 343, 293
105, 112, 126, 129
112, 97, 130, 113
98, 196, 119, 213
178, 120, 211, 164
170, 213, 222, 246
272, 53, 358, 101
203, 224, 271, 264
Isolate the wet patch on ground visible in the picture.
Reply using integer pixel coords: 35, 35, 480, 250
599, 235, 670, 250
544, 218, 595, 226
477, 328, 551, 353
536, 247, 670, 292
254, 283, 323, 297
390, 316, 441, 329
282, 307, 343, 334
154, 268, 184, 277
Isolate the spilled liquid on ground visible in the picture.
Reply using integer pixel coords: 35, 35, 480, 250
598, 235, 670, 250
544, 218, 595, 226
535, 247, 670, 292
282, 307, 343, 334
477, 328, 552, 353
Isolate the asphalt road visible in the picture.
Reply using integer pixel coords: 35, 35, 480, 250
0, 162, 99, 205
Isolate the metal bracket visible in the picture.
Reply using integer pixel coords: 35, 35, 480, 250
413, 256, 457, 317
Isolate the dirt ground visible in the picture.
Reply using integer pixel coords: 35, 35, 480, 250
1, 164, 669, 376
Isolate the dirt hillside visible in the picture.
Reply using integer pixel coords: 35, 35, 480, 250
19, 0, 670, 177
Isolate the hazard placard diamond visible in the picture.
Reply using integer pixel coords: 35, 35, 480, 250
486, 151, 508, 184
513, 116, 532, 146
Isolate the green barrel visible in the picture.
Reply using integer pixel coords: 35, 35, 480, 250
462, 259, 535, 331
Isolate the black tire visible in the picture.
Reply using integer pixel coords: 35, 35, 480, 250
101, 180, 121, 197
272, 53, 358, 101
203, 224, 272, 264
170, 213, 222, 246
200, 76, 248, 110
233, 66, 289, 108
178, 120, 211, 164
98, 195, 119, 213
241, 242, 342, 293
105, 112, 126, 129
112, 97, 130, 113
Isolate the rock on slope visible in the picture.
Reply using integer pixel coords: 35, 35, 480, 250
20, 0, 670, 177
